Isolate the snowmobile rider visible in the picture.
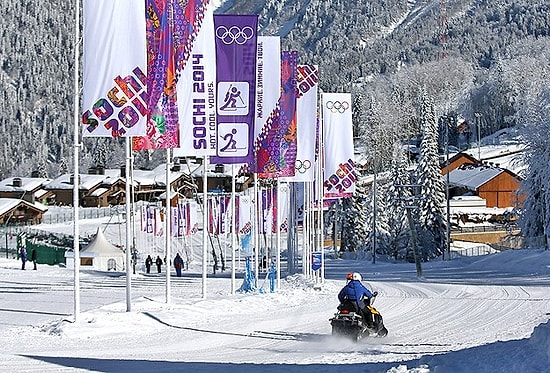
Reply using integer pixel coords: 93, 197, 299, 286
338, 272, 376, 328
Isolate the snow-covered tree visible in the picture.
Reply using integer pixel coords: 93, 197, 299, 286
386, 141, 411, 259
518, 88, 550, 248
416, 90, 447, 259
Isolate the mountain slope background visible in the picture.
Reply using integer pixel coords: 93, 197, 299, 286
1, 0, 548, 179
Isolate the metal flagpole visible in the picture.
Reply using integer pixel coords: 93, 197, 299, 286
253, 173, 259, 282
125, 138, 132, 311
276, 178, 281, 289
231, 164, 236, 294
72, 0, 81, 323
202, 155, 208, 298
319, 93, 325, 283
165, 149, 171, 304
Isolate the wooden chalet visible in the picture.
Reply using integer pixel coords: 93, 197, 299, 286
0, 198, 48, 225
0, 177, 52, 204
441, 152, 480, 175
448, 164, 523, 208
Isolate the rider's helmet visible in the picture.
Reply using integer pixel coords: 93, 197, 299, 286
352, 272, 362, 281
346, 272, 353, 280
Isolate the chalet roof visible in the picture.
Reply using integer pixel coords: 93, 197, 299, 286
0, 198, 48, 216
0, 177, 50, 193
103, 164, 189, 187
448, 165, 506, 190
45, 174, 107, 191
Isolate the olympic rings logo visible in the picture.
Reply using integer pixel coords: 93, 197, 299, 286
215, 25, 254, 45
325, 101, 350, 113
295, 159, 312, 174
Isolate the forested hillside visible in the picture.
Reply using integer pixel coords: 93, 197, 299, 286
0, 0, 548, 179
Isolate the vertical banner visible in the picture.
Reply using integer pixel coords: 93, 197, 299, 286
283, 65, 319, 182
257, 51, 298, 178
238, 195, 253, 255
249, 36, 281, 173
277, 183, 290, 233
173, 4, 217, 157
82, 0, 147, 138
133, 0, 210, 150
210, 15, 258, 164
322, 93, 356, 200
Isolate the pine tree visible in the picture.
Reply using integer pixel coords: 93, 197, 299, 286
386, 141, 411, 259
416, 90, 447, 259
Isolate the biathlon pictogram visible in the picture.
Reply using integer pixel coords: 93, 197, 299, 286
325, 100, 350, 113
295, 159, 312, 173
215, 25, 254, 45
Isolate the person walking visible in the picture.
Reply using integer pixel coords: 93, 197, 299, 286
20, 247, 27, 270
174, 253, 184, 277
31, 248, 37, 270
145, 255, 153, 274
155, 255, 162, 273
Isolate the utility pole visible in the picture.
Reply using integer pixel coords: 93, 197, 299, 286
395, 184, 423, 277
474, 112, 482, 161
443, 115, 451, 261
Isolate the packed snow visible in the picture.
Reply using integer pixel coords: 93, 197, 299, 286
1, 239, 549, 372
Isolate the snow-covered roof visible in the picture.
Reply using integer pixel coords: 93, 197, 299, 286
0, 198, 48, 216
45, 174, 107, 191
103, 164, 188, 187
88, 188, 110, 197
0, 177, 50, 192
448, 165, 504, 190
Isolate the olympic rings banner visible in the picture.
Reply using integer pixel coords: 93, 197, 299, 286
322, 93, 356, 200
210, 14, 258, 164
82, 0, 147, 138
282, 64, 319, 182
173, 3, 216, 157
133, 0, 210, 150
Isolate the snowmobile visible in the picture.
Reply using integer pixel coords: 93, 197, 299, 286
330, 292, 388, 341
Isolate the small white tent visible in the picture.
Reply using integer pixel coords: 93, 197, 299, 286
65, 228, 125, 271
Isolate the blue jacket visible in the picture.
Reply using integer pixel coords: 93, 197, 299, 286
338, 280, 373, 308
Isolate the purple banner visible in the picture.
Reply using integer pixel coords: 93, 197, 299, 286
210, 14, 258, 164
258, 51, 298, 178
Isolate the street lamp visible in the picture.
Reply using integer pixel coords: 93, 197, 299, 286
474, 112, 482, 161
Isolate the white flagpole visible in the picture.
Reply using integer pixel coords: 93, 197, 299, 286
125, 138, 132, 311
202, 155, 208, 298
253, 173, 259, 283
319, 93, 325, 284
231, 164, 236, 294
72, 0, 81, 323
165, 149, 171, 303
276, 179, 281, 289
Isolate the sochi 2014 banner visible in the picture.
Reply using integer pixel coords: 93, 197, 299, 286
171, 200, 199, 237
173, 4, 216, 157
322, 93, 356, 199
210, 15, 258, 164
282, 64, 318, 182
249, 36, 280, 173
82, 0, 147, 138
133, 0, 210, 150
257, 51, 298, 178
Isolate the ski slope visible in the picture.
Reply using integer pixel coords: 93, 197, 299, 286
1, 249, 549, 372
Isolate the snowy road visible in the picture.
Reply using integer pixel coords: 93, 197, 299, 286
1, 250, 549, 372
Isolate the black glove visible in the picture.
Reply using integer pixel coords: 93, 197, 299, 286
372, 291, 378, 297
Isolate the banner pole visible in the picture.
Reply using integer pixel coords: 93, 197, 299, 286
202, 155, 208, 298
72, 0, 81, 323
231, 164, 236, 294
165, 149, 171, 304
125, 138, 132, 311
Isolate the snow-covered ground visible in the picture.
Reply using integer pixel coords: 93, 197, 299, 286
1, 246, 549, 372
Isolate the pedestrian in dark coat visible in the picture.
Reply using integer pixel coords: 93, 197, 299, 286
174, 253, 184, 277
20, 247, 27, 270
31, 248, 37, 270
145, 255, 153, 273
155, 256, 162, 273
